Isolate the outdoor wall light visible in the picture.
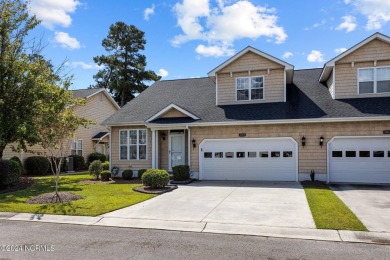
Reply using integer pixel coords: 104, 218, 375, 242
320, 136, 324, 147
161, 133, 166, 141
192, 139, 196, 149
301, 136, 306, 147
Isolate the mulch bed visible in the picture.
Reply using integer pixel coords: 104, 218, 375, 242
26, 192, 83, 204
0, 177, 34, 194
301, 180, 328, 188
133, 185, 177, 194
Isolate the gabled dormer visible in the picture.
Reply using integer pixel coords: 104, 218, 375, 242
320, 32, 390, 99
208, 46, 294, 106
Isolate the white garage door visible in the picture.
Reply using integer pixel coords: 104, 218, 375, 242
199, 138, 298, 181
328, 137, 390, 183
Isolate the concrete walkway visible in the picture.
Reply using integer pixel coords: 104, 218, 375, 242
102, 181, 316, 229
2, 212, 390, 245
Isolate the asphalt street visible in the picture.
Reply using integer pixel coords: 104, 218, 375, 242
0, 220, 389, 260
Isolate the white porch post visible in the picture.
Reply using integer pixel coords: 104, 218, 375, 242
152, 129, 156, 168
156, 130, 159, 169
187, 128, 191, 168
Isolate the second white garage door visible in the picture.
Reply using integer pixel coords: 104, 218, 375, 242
199, 138, 298, 181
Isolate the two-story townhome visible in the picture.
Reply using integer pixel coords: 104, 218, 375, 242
3, 88, 120, 161
104, 33, 390, 184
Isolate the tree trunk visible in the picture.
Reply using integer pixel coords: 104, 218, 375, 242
0, 145, 5, 160
120, 91, 126, 107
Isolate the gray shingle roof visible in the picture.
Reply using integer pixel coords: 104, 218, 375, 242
103, 69, 390, 125
72, 88, 102, 98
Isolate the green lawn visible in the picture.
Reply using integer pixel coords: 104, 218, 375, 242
0, 174, 155, 216
302, 183, 367, 231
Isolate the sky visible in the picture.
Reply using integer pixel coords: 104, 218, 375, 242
26, 0, 390, 90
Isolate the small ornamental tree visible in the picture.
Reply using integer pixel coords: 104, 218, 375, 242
38, 87, 92, 202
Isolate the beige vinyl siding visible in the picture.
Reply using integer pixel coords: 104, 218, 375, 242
326, 71, 335, 99
189, 121, 390, 174
161, 109, 188, 118
217, 52, 285, 105
335, 39, 390, 99
111, 126, 152, 171
2, 92, 118, 160
159, 130, 169, 170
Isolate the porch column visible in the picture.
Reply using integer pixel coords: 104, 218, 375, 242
187, 128, 191, 168
155, 130, 159, 169
152, 129, 156, 168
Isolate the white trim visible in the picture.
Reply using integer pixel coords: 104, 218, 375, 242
187, 128, 191, 168
332, 68, 336, 99
91, 132, 109, 141
152, 129, 156, 168
208, 46, 294, 76
168, 131, 185, 170
235, 75, 265, 101
357, 66, 390, 94
326, 135, 390, 183
146, 104, 200, 122
319, 33, 390, 82
198, 137, 298, 182
109, 127, 112, 171
85, 89, 121, 110
156, 130, 159, 168
215, 74, 218, 106
283, 70, 286, 102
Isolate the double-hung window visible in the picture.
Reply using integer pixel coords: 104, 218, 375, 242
71, 139, 83, 156
358, 67, 390, 94
236, 76, 264, 101
119, 129, 147, 160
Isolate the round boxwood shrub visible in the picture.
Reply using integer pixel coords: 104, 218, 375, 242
68, 155, 86, 171
122, 169, 133, 180
101, 161, 110, 171
142, 169, 170, 189
24, 156, 50, 176
100, 170, 111, 181
89, 160, 102, 180
137, 169, 147, 179
10, 156, 23, 169
172, 165, 190, 181
87, 152, 106, 163
0, 160, 21, 188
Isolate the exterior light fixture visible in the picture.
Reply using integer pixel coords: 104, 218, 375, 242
301, 136, 306, 147
192, 139, 196, 149
161, 133, 166, 141
320, 136, 324, 147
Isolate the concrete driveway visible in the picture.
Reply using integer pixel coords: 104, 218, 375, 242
331, 184, 390, 232
103, 181, 316, 229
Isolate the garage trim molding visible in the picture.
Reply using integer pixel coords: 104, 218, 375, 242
326, 135, 389, 183
199, 137, 298, 181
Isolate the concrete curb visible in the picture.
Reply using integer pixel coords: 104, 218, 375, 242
2, 212, 390, 245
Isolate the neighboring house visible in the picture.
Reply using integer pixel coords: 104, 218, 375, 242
104, 33, 390, 184
3, 88, 120, 161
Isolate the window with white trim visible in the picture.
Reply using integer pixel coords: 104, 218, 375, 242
358, 67, 390, 94
71, 139, 83, 156
119, 129, 147, 160
236, 76, 264, 101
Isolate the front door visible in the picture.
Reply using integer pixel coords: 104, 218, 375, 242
169, 131, 185, 169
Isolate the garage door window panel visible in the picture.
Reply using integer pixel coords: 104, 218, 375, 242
225, 152, 234, 158
204, 152, 212, 158
260, 152, 269, 158
248, 152, 257, 158
373, 151, 384, 157
283, 151, 293, 158
346, 151, 356, 157
271, 151, 280, 158
332, 151, 343, 157
236, 152, 245, 158
214, 152, 223, 158
359, 151, 370, 157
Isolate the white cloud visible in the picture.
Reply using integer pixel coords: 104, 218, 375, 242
65, 61, 103, 70
307, 50, 324, 63
29, 0, 80, 29
282, 51, 293, 59
158, 68, 169, 78
172, 0, 287, 57
54, 32, 81, 50
336, 15, 357, 32
335, 47, 347, 54
144, 4, 155, 21
345, 0, 390, 30
304, 19, 327, 30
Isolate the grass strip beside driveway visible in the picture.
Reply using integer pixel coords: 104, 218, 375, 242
302, 182, 367, 231
0, 174, 155, 216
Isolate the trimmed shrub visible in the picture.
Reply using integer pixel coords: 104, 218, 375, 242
122, 169, 133, 180
100, 170, 111, 181
0, 160, 21, 188
69, 155, 86, 171
101, 161, 110, 171
10, 156, 23, 169
24, 156, 50, 176
89, 160, 102, 180
137, 169, 147, 179
142, 169, 169, 189
172, 165, 190, 181
87, 152, 106, 163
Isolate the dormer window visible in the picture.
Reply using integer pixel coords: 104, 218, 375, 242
358, 67, 390, 94
236, 76, 264, 101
